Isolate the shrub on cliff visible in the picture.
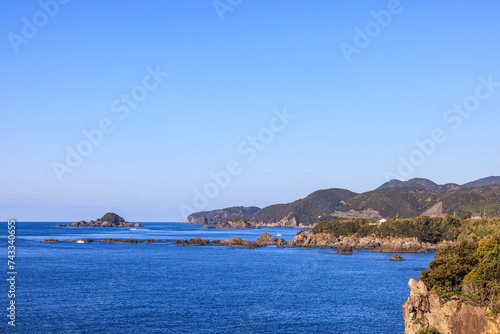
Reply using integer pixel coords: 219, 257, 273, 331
416, 328, 442, 334
420, 237, 500, 311
419, 241, 478, 297
462, 237, 500, 307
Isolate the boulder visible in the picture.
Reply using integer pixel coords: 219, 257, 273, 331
332, 245, 353, 255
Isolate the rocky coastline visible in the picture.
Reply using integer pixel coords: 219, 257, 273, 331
199, 219, 257, 230
42, 230, 449, 253
288, 230, 452, 253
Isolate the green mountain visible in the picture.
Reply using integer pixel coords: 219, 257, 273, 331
440, 185, 500, 217
462, 176, 500, 188
336, 185, 500, 219
251, 188, 358, 225
337, 187, 441, 218
376, 177, 460, 192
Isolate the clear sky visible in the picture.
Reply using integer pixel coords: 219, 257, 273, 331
1, 0, 500, 222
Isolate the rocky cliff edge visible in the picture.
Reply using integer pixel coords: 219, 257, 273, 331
402, 278, 500, 334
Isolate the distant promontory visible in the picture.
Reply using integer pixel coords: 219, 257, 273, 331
199, 219, 258, 230
185, 206, 261, 225
53, 212, 142, 228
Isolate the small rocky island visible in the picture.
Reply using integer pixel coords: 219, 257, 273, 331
199, 219, 258, 230
53, 212, 142, 228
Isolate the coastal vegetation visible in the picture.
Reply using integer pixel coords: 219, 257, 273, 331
312, 216, 500, 244
311, 216, 462, 243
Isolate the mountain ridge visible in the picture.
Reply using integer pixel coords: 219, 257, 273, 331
184, 176, 500, 226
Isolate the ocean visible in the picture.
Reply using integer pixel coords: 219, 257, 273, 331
1, 222, 434, 333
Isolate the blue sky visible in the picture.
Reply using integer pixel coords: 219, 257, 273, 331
1, 0, 500, 222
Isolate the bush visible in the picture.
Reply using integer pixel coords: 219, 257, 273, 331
419, 241, 478, 296
463, 237, 500, 305
416, 328, 442, 334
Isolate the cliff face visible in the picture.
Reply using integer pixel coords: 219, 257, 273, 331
402, 278, 500, 334
252, 213, 299, 228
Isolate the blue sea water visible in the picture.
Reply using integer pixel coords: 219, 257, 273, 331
0, 222, 435, 333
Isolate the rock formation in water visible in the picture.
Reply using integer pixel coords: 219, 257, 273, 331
332, 245, 353, 255
96, 239, 159, 244
53, 212, 142, 228
42, 230, 450, 254
173, 233, 286, 249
